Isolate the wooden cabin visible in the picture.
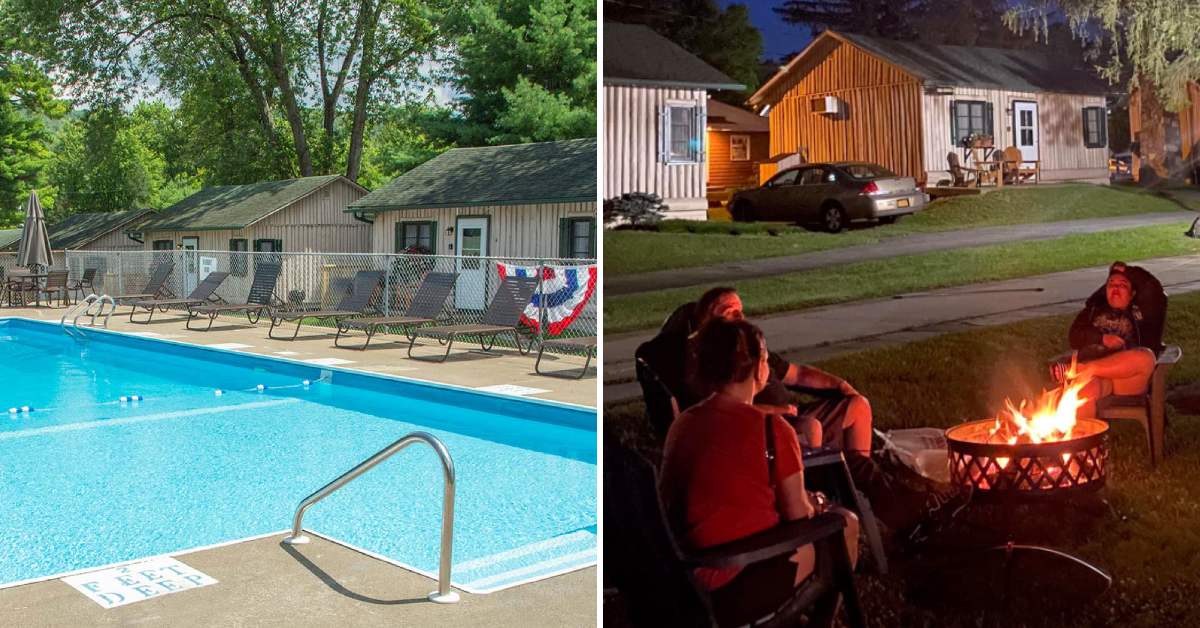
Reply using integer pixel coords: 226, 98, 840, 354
139, 175, 370, 254
1129, 81, 1200, 183
604, 23, 745, 220
706, 98, 770, 205
748, 31, 1112, 186
47, 209, 154, 251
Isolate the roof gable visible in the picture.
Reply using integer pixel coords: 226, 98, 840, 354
603, 23, 744, 91
707, 98, 769, 133
349, 138, 596, 212
48, 209, 154, 249
751, 31, 1110, 108
142, 175, 358, 231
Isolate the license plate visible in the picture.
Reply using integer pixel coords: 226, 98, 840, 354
897, 198, 910, 208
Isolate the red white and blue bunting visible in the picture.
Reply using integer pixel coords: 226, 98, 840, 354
496, 262, 597, 336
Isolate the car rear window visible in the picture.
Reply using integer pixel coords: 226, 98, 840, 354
842, 164, 896, 179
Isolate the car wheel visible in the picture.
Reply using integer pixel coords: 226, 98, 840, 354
821, 203, 846, 233
731, 200, 755, 222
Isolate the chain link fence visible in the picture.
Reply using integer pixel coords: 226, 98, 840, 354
58, 250, 596, 354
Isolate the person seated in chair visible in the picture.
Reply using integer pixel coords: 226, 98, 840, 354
659, 318, 858, 627
1058, 262, 1165, 418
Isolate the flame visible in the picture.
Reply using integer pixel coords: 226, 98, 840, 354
988, 353, 1091, 445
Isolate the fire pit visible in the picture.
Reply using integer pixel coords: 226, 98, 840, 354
947, 418, 1108, 498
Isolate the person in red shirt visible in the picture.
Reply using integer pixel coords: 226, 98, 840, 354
660, 318, 859, 626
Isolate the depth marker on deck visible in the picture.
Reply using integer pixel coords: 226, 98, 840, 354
61, 557, 217, 609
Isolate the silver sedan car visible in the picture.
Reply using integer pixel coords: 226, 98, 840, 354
730, 161, 929, 232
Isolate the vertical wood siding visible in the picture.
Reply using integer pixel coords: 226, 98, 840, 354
922, 88, 1108, 182
605, 85, 706, 203
140, 178, 371, 252
707, 130, 770, 189
369, 202, 596, 259
79, 228, 144, 251
766, 41, 925, 182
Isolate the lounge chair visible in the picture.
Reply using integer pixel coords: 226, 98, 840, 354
185, 262, 282, 331
129, 271, 229, 324
534, 335, 596, 379
406, 276, 539, 362
334, 272, 458, 350
68, 268, 97, 301
268, 270, 384, 340
111, 262, 176, 303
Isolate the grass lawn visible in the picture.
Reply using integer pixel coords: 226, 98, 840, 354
605, 290, 1200, 626
606, 184, 1188, 277
606, 221, 1200, 334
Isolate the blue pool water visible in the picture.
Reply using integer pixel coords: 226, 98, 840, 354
0, 318, 595, 593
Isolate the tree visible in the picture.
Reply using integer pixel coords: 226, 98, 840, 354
451, 0, 596, 144
0, 25, 67, 226
9, 0, 452, 182
773, 0, 921, 39
1005, 1, 1200, 181
605, 0, 763, 104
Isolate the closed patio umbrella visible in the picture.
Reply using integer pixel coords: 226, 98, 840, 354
17, 190, 52, 271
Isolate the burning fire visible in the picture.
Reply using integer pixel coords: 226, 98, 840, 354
988, 353, 1091, 447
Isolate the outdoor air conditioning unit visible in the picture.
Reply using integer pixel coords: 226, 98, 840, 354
810, 95, 841, 115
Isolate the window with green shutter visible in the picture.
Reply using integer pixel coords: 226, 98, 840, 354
559, 217, 596, 260
152, 240, 174, 251
950, 100, 992, 146
395, 221, 437, 254
229, 239, 248, 277
1082, 107, 1107, 148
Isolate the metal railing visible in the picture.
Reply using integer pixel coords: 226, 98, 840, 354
282, 431, 459, 604
60, 249, 596, 353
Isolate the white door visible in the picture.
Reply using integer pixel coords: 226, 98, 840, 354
455, 218, 489, 310
182, 237, 199, 294
1013, 101, 1039, 162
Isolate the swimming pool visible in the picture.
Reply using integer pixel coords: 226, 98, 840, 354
0, 317, 595, 593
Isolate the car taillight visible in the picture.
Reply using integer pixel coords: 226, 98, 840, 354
861, 181, 881, 195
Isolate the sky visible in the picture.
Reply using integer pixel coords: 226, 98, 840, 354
718, 0, 815, 62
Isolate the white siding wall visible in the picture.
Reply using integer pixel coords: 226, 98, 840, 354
922, 88, 1109, 183
79, 228, 143, 251
605, 84, 708, 216
369, 202, 596, 259
142, 178, 371, 252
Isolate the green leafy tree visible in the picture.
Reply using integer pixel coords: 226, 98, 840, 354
452, 0, 596, 144
357, 103, 457, 189
0, 33, 67, 226
1005, 1, 1200, 181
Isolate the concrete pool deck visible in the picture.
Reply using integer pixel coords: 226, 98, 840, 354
2, 307, 596, 408
0, 306, 597, 626
3, 534, 595, 626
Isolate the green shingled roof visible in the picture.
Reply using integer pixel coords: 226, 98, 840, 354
47, 209, 154, 249
349, 139, 596, 213
0, 229, 21, 251
141, 175, 348, 231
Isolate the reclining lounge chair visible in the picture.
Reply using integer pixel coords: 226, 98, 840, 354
406, 276, 539, 362
534, 335, 596, 379
334, 272, 457, 349
129, 271, 228, 324
268, 270, 384, 340
186, 262, 282, 331
111, 262, 176, 304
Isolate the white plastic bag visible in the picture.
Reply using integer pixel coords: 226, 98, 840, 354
877, 428, 950, 485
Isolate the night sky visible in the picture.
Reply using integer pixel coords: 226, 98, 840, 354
718, 0, 815, 62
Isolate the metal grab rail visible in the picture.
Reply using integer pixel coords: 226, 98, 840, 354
60, 294, 116, 335
282, 431, 459, 604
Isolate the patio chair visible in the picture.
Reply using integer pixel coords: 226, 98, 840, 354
333, 272, 458, 350
947, 152, 983, 187
1001, 146, 1040, 184
129, 271, 229, 324
67, 268, 97, 302
405, 276, 540, 362
534, 335, 596, 379
605, 441, 865, 628
36, 270, 71, 307
185, 262, 282, 331
110, 262, 176, 304
635, 354, 889, 575
268, 270, 384, 340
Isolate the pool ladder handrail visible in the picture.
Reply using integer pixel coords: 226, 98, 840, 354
60, 294, 116, 339
282, 431, 459, 604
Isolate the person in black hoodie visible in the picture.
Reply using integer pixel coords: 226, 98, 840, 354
1061, 261, 1166, 418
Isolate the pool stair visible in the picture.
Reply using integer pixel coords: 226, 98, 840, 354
60, 294, 117, 338
453, 527, 597, 593
284, 431, 460, 604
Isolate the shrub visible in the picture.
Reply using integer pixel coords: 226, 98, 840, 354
604, 192, 668, 227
